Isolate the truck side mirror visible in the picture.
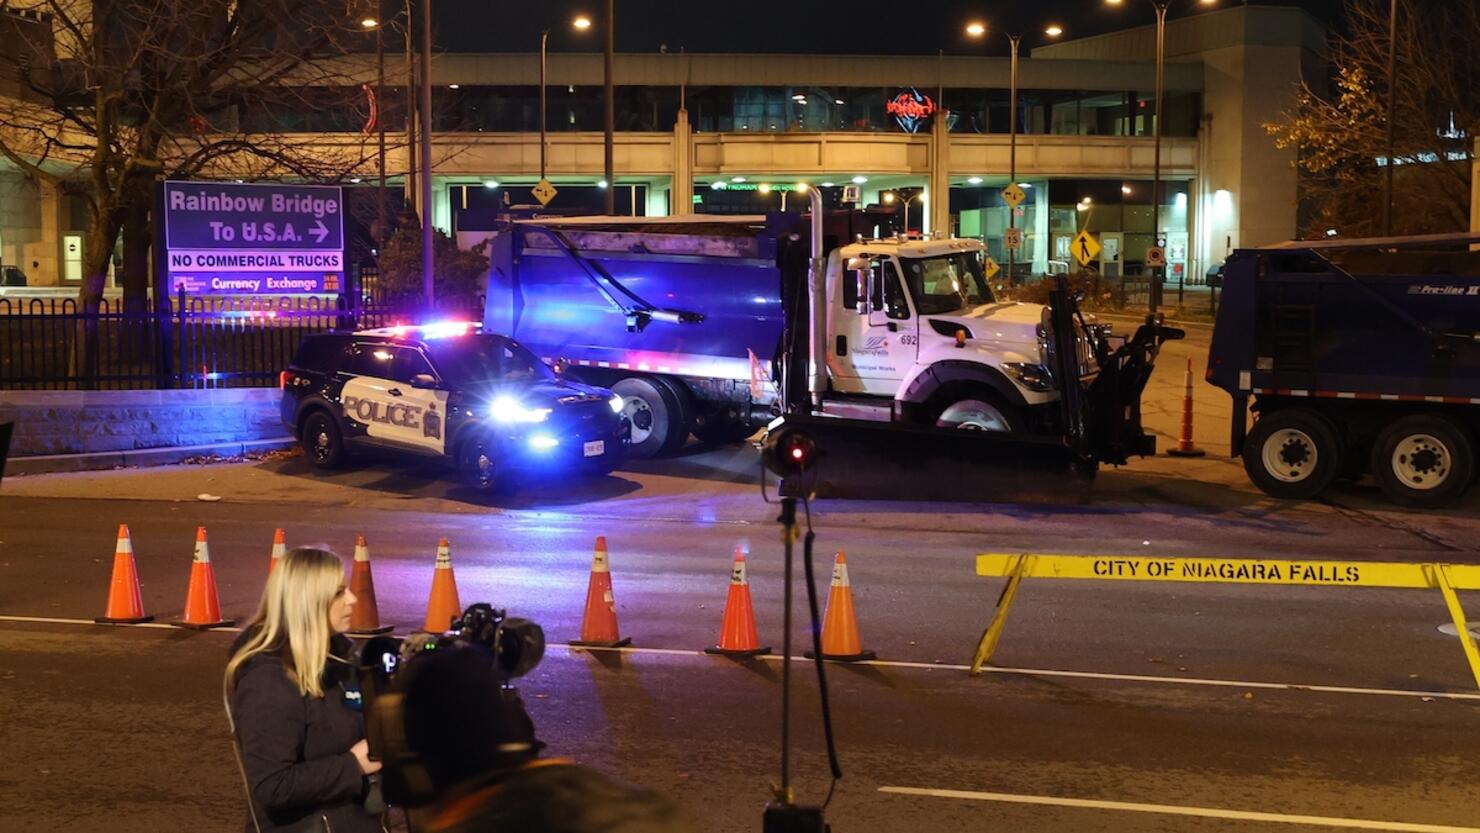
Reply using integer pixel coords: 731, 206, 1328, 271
845, 257, 870, 315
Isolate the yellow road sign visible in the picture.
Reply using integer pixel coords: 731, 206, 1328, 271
1072, 230, 1101, 267
971, 552, 1480, 688
532, 178, 558, 206
984, 255, 1000, 279
1000, 183, 1027, 208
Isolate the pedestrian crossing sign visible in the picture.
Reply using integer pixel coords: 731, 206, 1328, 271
984, 255, 1001, 279
1072, 230, 1101, 267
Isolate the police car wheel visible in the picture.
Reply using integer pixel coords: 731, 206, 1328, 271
301, 411, 347, 469
457, 435, 506, 493
1242, 408, 1342, 500
1371, 414, 1474, 508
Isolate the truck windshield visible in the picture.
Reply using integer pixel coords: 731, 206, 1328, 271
901, 252, 994, 315
427, 335, 556, 385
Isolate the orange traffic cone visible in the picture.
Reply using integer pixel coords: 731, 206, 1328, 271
423, 537, 462, 633
1167, 358, 1207, 458
571, 536, 631, 648
96, 524, 153, 624
807, 551, 876, 662
349, 535, 393, 635
705, 548, 770, 657
266, 528, 287, 577
174, 526, 234, 629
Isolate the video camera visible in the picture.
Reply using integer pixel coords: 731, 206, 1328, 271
354, 603, 546, 808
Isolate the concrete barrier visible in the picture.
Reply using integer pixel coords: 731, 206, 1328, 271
0, 389, 287, 457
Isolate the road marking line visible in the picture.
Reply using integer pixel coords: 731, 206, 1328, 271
3, 614, 1478, 701
877, 786, 1480, 832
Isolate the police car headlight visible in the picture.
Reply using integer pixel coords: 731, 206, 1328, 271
490, 397, 552, 423
608, 393, 624, 414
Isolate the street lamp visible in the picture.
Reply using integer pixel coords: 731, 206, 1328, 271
1106, 0, 1216, 313
540, 29, 549, 184
360, 12, 389, 250
1382, 0, 1397, 236
418, 0, 434, 306
571, 8, 614, 214
965, 21, 1063, 285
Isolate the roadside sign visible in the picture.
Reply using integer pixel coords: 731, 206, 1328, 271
1146, 246, 1167, 267
532, 178, 559, 206
984, 255, 1000, 279
161, 181, 344, 294
1004, 228, 1023, 251
1000, 183, 1026, 208
971, 552, 1480, 686
1071, 230, 1101, 267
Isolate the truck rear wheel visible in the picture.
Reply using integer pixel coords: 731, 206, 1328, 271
613, 377, 690, 458
1242, 409, 1342, 500
1371, 414, 1474, 508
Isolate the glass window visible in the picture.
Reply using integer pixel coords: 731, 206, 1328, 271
391, 348, 436, 384
900, 252, 993, 316
349, 343, 396, 378
426, 336, 556, 385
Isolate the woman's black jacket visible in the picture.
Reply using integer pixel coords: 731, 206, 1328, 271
228, 631, 384, 833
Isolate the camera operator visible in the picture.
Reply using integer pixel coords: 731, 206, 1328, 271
393, 645, 694, 833
224, 547, 386, 833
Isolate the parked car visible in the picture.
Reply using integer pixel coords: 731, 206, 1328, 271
0, 266, 27, 287
280, 321, 630, 492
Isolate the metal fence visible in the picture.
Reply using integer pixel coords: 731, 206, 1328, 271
0, 292, 484, 391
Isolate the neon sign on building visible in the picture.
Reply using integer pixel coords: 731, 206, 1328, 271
886, 89, 936, 133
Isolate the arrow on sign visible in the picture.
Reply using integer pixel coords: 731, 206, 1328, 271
310, 219, 329, 244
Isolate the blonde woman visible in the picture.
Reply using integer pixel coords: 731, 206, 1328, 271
225, 547, 385, 833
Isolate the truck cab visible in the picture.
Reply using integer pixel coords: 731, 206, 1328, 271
821, 236, 1067, 433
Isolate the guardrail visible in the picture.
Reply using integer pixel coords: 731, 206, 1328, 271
971, 552, 1480, 690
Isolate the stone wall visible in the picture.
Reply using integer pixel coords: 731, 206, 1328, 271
0, 389, 287, 457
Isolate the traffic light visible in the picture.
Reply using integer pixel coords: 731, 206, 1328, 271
761, 428, 816, 477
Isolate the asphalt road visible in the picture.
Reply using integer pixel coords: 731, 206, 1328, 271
5, 329, 1480, 833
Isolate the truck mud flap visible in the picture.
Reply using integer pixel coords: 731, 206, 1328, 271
765, 415, 1095, 503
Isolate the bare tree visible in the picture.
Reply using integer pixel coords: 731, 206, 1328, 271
1265, 0, 1476, 238
0, 0, 394, 377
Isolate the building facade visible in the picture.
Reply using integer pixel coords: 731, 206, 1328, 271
0, 5, 1326, 290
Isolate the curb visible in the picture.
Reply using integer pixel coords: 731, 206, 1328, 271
6, 437, 296, 476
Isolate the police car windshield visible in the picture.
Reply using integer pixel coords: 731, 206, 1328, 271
426, 336, 555, 385
901, 252, 994, 315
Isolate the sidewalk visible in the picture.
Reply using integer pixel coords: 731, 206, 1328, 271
5, 437, 295, 476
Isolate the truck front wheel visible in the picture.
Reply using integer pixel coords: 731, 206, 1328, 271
1371, 414, 1474, 508
1242, 409, 1342, 500
612, 377, 690, 458
934, 395, 1024, 432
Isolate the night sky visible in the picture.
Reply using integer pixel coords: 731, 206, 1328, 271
434, 0, 1346, 55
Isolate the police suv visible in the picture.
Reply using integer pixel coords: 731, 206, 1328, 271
280, 321, 630, 490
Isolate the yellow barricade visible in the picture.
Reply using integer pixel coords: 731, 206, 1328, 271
971, 553, 1480, 690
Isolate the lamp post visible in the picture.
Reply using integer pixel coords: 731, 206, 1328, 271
418, 0, 434, 307
571, 13, 612, 213
1382, 0, 1397, 236
540, 29, 549, 183
1107, 0, 1215, 314
966, 21, 1062, 285
360, 13, 388, 251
